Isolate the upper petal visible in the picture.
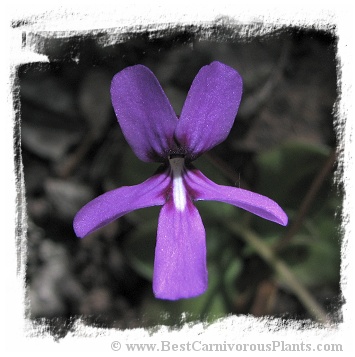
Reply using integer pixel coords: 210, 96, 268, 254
111, 65, 178, 162
73, 171, 170, 238
153, 199, 208, 300
185, 168, 288, 226
175, 61, 243, 159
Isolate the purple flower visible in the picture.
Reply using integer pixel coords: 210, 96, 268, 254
73, 61, 288, 300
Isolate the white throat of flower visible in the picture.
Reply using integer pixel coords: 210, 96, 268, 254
169, 157, 186, 211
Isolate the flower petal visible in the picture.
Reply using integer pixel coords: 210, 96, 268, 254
185, 168, 288, 226
73, 171, 170, 238
175, 61, 243, 159
153, 199, 208, 300
111, 65, 178, 162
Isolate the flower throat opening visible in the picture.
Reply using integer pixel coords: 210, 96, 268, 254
168, 153, 185, 159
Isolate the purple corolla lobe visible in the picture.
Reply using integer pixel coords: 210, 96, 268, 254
74, 61, 288, 300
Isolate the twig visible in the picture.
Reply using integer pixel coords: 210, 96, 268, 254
240, 39, 290, 119
275, 148, 337, 252
204, 151, 249, 189
228, 223, 331, 325
55, 132, 95, 178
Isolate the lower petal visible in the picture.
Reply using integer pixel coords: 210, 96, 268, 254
185, 168, 288, 226
73, 171, 170, 238
153, 199, 208, 300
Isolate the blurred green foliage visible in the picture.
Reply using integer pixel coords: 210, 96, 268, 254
255, 141, 341, 288
121, 140, 341, 326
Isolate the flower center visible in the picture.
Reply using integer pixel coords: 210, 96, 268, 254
169, 156, 186, 211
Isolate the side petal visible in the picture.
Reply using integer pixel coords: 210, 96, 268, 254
73, 172, 170, 238
185, 168, 288, 226
153, 199, 208, 300
111, 65, 178, 162
175, 61, 243, 159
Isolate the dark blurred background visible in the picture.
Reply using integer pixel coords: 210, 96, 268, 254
17, 24, 342, 338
